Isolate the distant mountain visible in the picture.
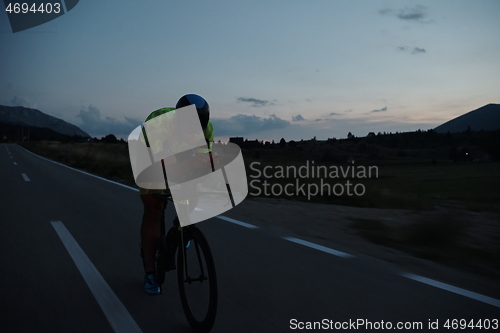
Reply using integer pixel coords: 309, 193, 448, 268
434, 104, 500, 133
0, 105, 90, 138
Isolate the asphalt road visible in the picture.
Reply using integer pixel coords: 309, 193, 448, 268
1, 143, 498, 332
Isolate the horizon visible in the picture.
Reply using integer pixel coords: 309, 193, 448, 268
1, 102, 498, 142
1, 1, 499, 141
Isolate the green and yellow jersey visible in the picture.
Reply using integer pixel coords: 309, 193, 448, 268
139, 107, 214, 195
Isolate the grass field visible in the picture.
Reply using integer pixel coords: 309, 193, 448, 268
244, 152, 500, 213
19, 140, 500, 213
20, 141, 135, 186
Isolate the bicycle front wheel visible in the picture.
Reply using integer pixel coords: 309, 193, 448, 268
177, 226, 217, 332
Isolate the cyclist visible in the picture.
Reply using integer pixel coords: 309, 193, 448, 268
139, 94, 214, 295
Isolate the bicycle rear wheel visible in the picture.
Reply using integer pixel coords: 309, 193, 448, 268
177, 226, 217, 332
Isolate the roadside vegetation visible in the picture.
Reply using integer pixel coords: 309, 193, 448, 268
20, 139, 135, 187
241, 129, 500, 213
18, 129, 500, 212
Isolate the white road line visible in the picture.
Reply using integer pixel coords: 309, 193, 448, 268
400, 272, 500, 308
216, 215, 259, 229
283, 236, 355, 258
18, 145, 139, 192
21, 173, 30, 181
13, 162, 17, 166
51, 221, 143, 333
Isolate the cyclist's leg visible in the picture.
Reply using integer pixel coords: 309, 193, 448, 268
140, 193, 165, 273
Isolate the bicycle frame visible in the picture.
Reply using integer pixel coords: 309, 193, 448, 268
155, 194, 217, 332
158, 196, 202, 282
152, 159, 218, 331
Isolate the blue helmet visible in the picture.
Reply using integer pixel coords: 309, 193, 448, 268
175, 94, 210, 129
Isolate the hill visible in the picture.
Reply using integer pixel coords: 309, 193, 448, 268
0, 105, 89, 140
434, 103, 500, 133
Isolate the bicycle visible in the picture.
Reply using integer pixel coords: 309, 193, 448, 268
154, 193, 218, 333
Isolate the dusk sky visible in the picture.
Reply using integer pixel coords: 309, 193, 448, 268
1, 0, 499, 141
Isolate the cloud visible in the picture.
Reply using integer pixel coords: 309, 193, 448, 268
398, 46, 427, 55
292, 114, 305, 121
237, 97, 275, 107
397, 6, 427, 21
76, 105, 142, 137
323, 111, 348, 117
211, 114, 290, 136
412, 47, 426, 54
239, 116, 438, 142
315, 119, 323, 122
5, 96, 37, 109
380, 5, 431, 23
370, 107, 388, 113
